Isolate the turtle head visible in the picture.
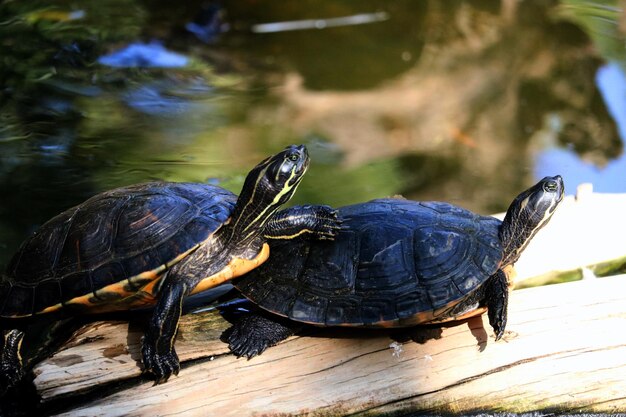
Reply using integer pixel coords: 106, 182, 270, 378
228, 145, 310, 245
500, 175, 564, 266
246, 144, 309, 208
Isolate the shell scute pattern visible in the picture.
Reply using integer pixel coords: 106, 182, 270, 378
326, 296, 362, 325
289, 292, 328, 323
360, 297, 398, 325
90, 261, 126, 292
301, 230, 359, 295
7, 206, 81, 283
423, 279, 465, 311
3, 286, 33, 317
113, 194, 194, 256
1, 183, 238, 317
411, 205, 502, 286
261, 283, 298, 317
59, 271, 93, 304
355, 224, 415, 294
235, 198, 505, 328
32, 280, 62, 314
55, 197, 127, 278
394, 289, 433, 321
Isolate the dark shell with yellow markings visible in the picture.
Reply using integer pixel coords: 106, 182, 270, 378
234, 198, 503, 327
0, 182, 236, 318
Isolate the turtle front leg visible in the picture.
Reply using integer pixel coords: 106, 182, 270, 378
265, 205, 341, 241
142, 281, 187, 384
223, 313, 302, 359
484, 269, 509, 341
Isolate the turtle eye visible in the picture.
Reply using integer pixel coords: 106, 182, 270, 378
543, 181, 558, 193
288, 153, 299, 162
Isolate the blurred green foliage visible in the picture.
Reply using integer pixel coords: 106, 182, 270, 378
554, 0, 626, 65
0, 0, 144, 101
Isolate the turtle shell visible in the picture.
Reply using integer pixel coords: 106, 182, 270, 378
0, 182, 237, 318
234, 198, 503, 327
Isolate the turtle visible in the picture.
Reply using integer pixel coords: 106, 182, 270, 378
224, 176, 564, 358
0, 144, 341, 387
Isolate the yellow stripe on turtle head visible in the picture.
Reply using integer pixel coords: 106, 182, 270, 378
245, 165, 302, 231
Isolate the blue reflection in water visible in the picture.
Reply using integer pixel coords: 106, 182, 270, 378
124, 85, 193, 116
535, 63, 626, 192
98, 41, 189, 68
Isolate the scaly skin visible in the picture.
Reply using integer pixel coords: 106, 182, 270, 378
0, 330, 25, 392
225, 314, 301, 359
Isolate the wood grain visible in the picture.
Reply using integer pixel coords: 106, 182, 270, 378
31, 274, 626, 416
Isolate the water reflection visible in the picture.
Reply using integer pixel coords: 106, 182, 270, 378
536, 62, 626, 192
0, 0, 625, 270
98, 42, 189, 67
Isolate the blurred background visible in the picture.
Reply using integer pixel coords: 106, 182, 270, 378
1, 0, 625, 270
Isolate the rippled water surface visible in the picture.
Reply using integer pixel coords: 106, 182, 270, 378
1, 0, 625, 269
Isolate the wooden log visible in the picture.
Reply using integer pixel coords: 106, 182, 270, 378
31, 274, 626, 416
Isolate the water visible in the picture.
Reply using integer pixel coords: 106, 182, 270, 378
535, 61, 626, 191
1, 0, 625, 270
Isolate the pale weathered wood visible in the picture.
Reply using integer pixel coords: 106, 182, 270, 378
32, 274, 626, 416
32, 308, 230, 399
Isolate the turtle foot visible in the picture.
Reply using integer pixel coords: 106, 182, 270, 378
309, 205, 343, 240
486, 269, 509, 341
141, 337, 180, 385
266, 205, 343, 241
223, 314, 297, 359
1, 330, 26, 391
0, 361, 25, 393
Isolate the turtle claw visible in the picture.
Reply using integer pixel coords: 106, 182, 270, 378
0, 362, 25, 393
141, 336, 180, 385
489, 316, 506, 342
488, 309, 506, 341
225, 323, 269, 359
311, 205, 343, 241
224, 314, 297, 360
146, 351, 180, 385
232, 339, 266, 360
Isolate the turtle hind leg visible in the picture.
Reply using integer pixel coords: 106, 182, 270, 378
484, 269, 509, 341
222, 313, 302, 359
1, 329, 37, 416
1, 329, 26, 392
